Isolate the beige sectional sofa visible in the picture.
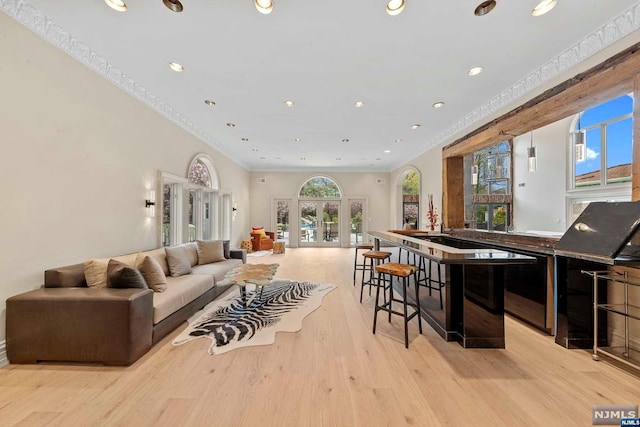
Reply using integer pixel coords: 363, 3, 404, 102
6, 241, 245, 366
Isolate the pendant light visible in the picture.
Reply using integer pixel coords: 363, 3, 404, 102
472, 164, 479, 185
573, 112, 586, 162
528, 131, 537, 172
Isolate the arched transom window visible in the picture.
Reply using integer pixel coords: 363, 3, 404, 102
299, 176, 341, 198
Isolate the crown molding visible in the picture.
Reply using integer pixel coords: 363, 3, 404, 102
419, 1, 640, 156
0, 0, 250, 170
3, 1, 640, 171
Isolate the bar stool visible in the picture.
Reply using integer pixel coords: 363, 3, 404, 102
353, 244, 374, 286
416, 256, 444, 309
373, 262, 422, 348
360, 251, 392, 303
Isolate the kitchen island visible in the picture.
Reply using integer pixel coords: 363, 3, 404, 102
369, 230, 536, 348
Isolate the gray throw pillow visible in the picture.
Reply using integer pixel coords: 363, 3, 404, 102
165, 246, 193, 277
107, 259, 149, 289
223, 240, 230, 259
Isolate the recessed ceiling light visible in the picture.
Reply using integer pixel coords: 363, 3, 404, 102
255, 0, 273, 14
163, 0, 183, 12
105, 0, 127, 12
226, 123, 236, 127
474, 0, 496, 16
300, 157, 306, 160
410, 124, 420, 130
354, 101, 364, 108
386, 0, 405, 16
432, 101, 445, 109
532, 0, 557, 16
342, 138, 350, 143
168, 62, 184, 72
468, 66, 484, 76
384, 150, 391, 153
242, 138, 249, 142
294, 138, 302, 142
204, 100, 216, 106
284, 100, 294, 107
394, 139, 403, 143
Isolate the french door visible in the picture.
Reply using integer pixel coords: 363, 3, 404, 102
299, 200, 340, 247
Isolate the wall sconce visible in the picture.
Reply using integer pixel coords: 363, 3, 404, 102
528, 131, 537, 172
145, 191, 156, 217
232, 202, 238, 219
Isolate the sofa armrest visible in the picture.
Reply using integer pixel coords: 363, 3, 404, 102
6, 287, 153, 366
265, 231, 276, 240
230, 248, 246, 264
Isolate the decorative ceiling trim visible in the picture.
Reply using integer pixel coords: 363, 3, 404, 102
3, 0, 640, 172
0, 0, 250, 169
418, 2, 640, 157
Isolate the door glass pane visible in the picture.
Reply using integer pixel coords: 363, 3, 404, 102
300, 202, 317, 243
474, 204, 488, 229
276, 200, 290, 245
492, 205, 507, 231
202, 192, 212, 240
162, 184, 172, 247
403, 202, 418, 229
350, 200, 364, 245
576, 127, 601, 187
323, 201, 339, 243
606, 117, 632, 184
188, 190, 197, 242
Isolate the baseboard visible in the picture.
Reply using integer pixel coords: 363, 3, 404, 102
0, 340, 7, 368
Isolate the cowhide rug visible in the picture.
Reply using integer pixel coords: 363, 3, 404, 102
172, 279, 337, 355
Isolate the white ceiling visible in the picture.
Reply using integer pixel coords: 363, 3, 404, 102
9, 0, 640, 171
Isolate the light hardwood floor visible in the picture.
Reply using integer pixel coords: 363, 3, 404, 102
1, 247, 638, 426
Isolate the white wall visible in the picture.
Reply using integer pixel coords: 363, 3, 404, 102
0, 14, 250, 341
512, 117, 572, 233
248, 171, 390, 246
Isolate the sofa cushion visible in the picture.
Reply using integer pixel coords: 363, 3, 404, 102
139, 248, 170, 276
84, 253, 138, 288
180, 242, 199, 267
192, 258, 243, 283
197, 240, 225, 265
135, 254, 168, 292
107, 259, 149, 289
152, 275, 214, 324
165, 246, 193, 277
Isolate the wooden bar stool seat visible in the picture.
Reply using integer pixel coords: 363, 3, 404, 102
360, 250, 392, 303
353, 244, 374, 286
373, 262, 423, 348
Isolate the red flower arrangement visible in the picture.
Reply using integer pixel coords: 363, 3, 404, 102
427, 194, 439, 231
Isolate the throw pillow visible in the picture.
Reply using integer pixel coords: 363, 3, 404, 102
165, 246, 193, 277
252, 226, 267, 238
223, 240, 230, 259
83, 258, 110, 288
135, 254, 168, 292
197, 240, 226, 265
107, 259, 149, 289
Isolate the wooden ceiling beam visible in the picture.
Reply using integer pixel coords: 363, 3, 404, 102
443, 42, 640, 159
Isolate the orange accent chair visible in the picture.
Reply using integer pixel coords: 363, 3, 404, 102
250, 230, 275, 252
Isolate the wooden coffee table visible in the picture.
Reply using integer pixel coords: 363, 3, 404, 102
224, 263, 279, 307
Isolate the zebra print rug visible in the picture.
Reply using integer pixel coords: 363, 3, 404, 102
172, 279, 337, 355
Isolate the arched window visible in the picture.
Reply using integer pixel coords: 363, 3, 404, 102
299, 176, 341, 198
188, 158, 212, 188
572, 94, 633, 188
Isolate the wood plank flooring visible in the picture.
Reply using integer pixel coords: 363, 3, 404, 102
1, 247, 638, 426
